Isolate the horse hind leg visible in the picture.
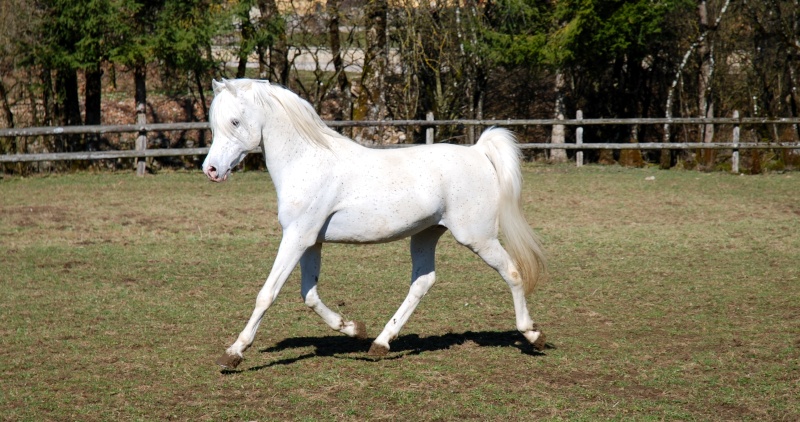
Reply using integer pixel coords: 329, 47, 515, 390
470, 238, 546, 351
301, 243, 367, 339
369, 226, 446, 356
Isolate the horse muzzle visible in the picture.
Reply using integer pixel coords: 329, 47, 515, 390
203, 165, 229, 182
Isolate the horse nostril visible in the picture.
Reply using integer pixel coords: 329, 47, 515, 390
206, 166, 218, 179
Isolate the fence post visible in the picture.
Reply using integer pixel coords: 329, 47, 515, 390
426, 112, 434, 144
135, 103, 147, 176
732, 110, 740, 173
576, 110, 584, 167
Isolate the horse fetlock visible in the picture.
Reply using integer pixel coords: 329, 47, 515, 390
522, 329, 541, 344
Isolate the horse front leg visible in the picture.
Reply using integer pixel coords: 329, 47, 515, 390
300, 243, 367, 339
216, 235, 309, 369
369, 226, 446, 356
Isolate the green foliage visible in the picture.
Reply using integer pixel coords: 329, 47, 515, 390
232, 0, 286, 60
107, 0, 158, 67
25, 0, 224, 73
480, 0, 693, 69
32, 0, 118, 69
480, 0, 554, 67
548, 0, 693, 65
154, 0, 226, 73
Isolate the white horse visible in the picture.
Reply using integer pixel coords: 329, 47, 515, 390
203, 79, 547, 369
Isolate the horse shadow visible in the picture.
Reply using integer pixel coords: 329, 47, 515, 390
225, 331, 554, 373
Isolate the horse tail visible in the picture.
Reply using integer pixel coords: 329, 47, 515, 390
474, 127, 547, 295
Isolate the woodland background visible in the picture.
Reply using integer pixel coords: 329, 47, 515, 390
1, 0, 799, 172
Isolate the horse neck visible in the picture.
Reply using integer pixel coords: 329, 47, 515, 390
260, 119, 338, 186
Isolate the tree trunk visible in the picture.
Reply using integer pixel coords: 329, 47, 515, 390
194, 70, 208, 147
258, 0, 289, 85
237, 8, 253, 79
327, 0, 351, 122
620, 124, 644, 167
56, 69, 81, 127
698, 1, 715, 169
134, 65, 147, 176
471, 67, 486, 145
39, 68, 53, 127
0, 80, 14, 161
784, 1, 800, 144
55, 68, 82, 152
354, 0, 388, 143
789, 64, 800, 142
85, 65, 104, 151
550, 70, 568, 162
36, 69, 53, 158
663, 0, 731, 169
0, 79, 13, 128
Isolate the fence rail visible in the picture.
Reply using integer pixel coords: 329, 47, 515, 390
2, 116, 800, 138
3, 142, 800, 164
2, 116, 799, 171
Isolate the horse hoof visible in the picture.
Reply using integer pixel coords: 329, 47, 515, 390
532, 332, 547, 352
367, 342, 389, 357
216, 352, 243, 369
353, 321, 368, 339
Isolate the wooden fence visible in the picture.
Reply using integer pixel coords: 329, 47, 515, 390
1, 114, 799, 175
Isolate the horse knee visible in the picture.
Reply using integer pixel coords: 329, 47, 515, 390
303, 291, 320, 308
506, 273, 526, 292
301, 283, 322, 307
409, 273, 435, 299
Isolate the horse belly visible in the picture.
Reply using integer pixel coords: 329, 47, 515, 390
319, 203, 441, 244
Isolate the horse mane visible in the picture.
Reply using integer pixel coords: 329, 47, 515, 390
247, 80, 346, 150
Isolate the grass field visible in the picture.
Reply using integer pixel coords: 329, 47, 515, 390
1, 164, 798, 420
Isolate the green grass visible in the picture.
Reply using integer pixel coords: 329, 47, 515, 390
1, 164, 798, 420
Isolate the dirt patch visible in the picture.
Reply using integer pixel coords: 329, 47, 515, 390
2, 205, 70, 227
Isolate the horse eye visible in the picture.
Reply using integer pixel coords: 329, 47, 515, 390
231, 119, 240, 128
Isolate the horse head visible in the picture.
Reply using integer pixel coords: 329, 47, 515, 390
203, 79, 264, 182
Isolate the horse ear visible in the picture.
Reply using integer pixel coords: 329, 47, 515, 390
212, 79, 224, 95
223, 79, 238, 96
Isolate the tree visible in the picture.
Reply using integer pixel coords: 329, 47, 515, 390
326, 0, 353, 122
230, 0, 285, 81
0, 0, 29, 131
353, 0, 389, 142
111, 0, 165, 174
661, 0, 730, 168
17, 0, 124, 155
738, 0, 800, 171
255, 0, 289, 84
388, 0, 489, 143
36, 1, 91, 135
540, 0, 692, 165
154, 0, 224, 119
